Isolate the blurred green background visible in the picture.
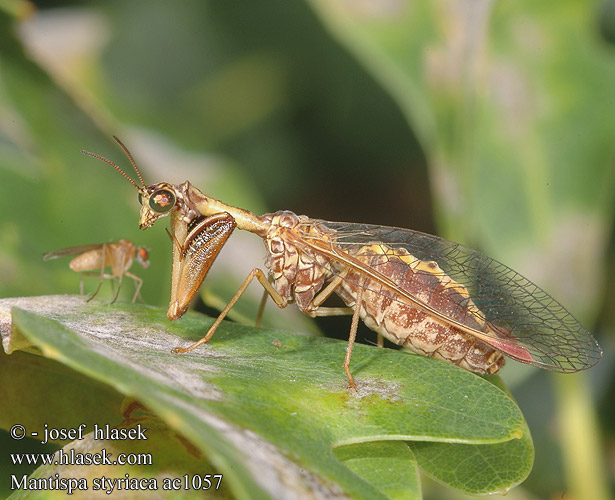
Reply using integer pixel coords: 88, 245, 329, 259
0, 0, 613, 498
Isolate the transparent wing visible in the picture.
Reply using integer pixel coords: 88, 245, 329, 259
43, 244, 105, 261
295, 220, 602, 373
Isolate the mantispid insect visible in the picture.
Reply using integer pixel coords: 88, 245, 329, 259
82, 137, 602, 388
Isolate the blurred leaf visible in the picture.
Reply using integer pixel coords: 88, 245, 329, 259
1, 296, 532, 498
0, 349, 124, 441
0, 10, 159, 303
307, 0, 615, 308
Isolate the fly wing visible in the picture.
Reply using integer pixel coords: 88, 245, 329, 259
295, 220, 602, 373
43, 244, 105, 261
167, 212, 236, 321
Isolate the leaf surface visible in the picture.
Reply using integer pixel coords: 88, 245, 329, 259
1, 296, 532, 498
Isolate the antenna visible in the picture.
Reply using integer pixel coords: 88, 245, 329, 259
81, 136, 146, 190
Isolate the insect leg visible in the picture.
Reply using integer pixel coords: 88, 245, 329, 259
253, 271, 352, 325
124, 272, 143, 304
111, 246, 129, 304
255, 263, 336, 324
307, 269, 366, 388
166, 227, 182, 253
173, 268, 289, 354
112, 273, 123, 303
343, 282, 364, 391
254, 289, 269, 328
309, 306, 354, 317
304, 269, 353, 317
86, 243, 107, 302
302, 269, 363, 388
87, 243, 107, 302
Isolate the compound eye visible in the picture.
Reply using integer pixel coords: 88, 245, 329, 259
137, 247, 150, 268
149, 189, 175, 213
138, 247, 149, 261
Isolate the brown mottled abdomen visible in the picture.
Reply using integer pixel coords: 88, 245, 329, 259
335, 244, 505, 374
262, 211, 334, 311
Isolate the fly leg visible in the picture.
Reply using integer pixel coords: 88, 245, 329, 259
80, 271, 115, 301
124, 272, 143, 304
88, 243, 107, 302
111, 248, 129, 304
173, 268, 289, 354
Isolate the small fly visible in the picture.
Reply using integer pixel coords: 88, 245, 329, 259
44, 239, 150, 303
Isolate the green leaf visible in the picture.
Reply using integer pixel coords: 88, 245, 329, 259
0, 349, 124, 442
409, 420, 533, 494
335, 442, 421, 500
1, 296, 532, 498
